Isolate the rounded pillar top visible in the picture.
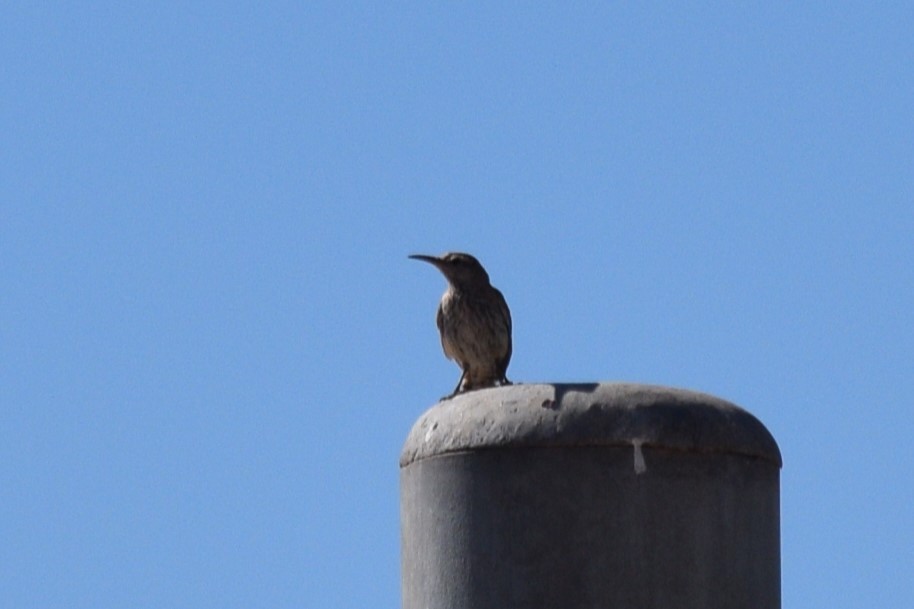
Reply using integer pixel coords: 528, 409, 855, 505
400, 382, 781, 467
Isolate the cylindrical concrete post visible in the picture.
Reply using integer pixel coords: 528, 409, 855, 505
400, 383, 781, 609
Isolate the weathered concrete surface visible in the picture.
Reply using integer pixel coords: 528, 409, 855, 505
401, 383, 781, 609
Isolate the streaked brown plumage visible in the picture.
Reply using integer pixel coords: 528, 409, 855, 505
409, 252, 512, 396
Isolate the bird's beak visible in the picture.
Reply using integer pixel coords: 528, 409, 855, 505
408, 254, 443, 267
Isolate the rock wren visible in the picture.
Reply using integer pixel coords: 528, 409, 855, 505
409, 252, 512, 396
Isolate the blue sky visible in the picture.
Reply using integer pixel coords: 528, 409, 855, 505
2, 3, 912, 608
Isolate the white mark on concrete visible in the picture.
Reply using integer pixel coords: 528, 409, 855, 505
424, 422, 438, 443
632, 439, 646, 474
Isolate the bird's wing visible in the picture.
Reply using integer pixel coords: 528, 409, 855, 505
494, 288, 512, 377
436, 303, 456, 361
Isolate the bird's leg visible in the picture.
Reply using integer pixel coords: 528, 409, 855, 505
451, 370, 466, 396
438, 371, 466, 402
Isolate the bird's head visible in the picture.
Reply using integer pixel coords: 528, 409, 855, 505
409, 252, 491, 289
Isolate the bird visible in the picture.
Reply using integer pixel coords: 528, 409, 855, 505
409, 252, 513, 397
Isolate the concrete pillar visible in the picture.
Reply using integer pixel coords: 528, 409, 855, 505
400, 383, 781, 609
